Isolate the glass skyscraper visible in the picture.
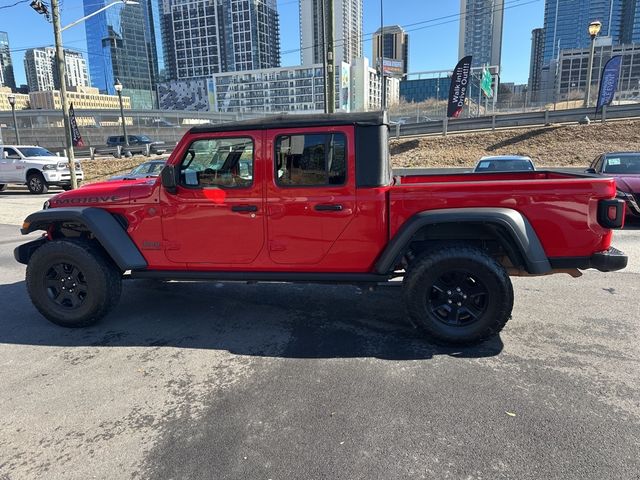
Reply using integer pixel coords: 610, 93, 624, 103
0, 31, 16, 90
83, 0, 164, 109
543, 0, 640, 64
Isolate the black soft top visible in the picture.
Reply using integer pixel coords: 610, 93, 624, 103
189, 111, 388, 134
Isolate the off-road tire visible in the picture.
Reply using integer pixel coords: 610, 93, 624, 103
403, 246, 513, 345
27, 172, 48, 194
26, 240, 122, 327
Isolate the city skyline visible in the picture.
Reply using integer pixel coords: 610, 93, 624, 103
1, 0, 544, 88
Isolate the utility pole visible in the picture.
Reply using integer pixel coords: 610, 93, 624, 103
320, 0, 328, 113
51, 0, 78, 189
326, 0, 335, 114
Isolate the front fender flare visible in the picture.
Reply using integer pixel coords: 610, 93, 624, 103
18, 207, 147, 271
375, 208, 551, 275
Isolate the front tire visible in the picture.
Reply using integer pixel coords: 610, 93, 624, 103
403, 246, 513, 345
26, 241, 122, 327
27, 172, 48, 194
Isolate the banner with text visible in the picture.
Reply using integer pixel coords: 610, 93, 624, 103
447, 56, 472, 118
596, 55, 622, 112
69, 103, 84, 148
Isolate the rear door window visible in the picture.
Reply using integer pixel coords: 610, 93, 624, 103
274, 133, 346, 186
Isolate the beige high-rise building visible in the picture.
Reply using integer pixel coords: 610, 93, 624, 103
28, 86, 130, 110
372, 25, 409, 77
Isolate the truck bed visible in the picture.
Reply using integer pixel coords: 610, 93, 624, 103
390, 170, 618, 258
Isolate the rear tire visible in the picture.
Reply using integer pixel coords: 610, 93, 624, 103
403, 246, 513, 345
27, 172, 48, 194
26, 241, 122, 327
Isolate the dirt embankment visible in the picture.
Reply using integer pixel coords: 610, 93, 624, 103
390, 119, 640, 169
80, 120, 640, 183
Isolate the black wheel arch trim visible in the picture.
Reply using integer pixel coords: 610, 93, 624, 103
374, 207, 552, 275
17, 207, 147, 271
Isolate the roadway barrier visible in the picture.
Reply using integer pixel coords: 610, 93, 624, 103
397, 103, 640, 137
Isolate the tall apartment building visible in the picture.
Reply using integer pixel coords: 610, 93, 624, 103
0, 32, 16, 90
372, 25, 409, 76
459, 0, 504, 68
83, 0, 163, 109
528, 28, 545, 101
300, 0, 363, 67
24, 48, 89, 92
162, 0, 280, 81
543, 0, 640, 65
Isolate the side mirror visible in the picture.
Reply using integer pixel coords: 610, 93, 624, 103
2, 151, 8, 159
585, 168, 597, 174
161, 165, 177, 194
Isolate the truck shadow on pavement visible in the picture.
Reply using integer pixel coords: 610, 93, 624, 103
0, 279, 503, 361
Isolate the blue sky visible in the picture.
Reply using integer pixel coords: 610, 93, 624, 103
0, 0, 544, 86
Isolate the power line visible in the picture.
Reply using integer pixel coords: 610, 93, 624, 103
0, 0, 30, 10
281, 0, 539, 57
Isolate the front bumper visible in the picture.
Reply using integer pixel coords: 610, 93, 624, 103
549, 246, 628, 272
42, 171, 84, 185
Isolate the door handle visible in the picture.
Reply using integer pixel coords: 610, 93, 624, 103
231, 205, 258, 213
314, 204, 343, 212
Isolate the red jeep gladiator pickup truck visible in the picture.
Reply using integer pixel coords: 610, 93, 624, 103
14, 112, 628, 345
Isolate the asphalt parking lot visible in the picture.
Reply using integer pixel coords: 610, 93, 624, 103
1, 189, 639, 480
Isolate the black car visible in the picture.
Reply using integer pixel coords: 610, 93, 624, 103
106, 135, 166, 155
109, 160, 167, 181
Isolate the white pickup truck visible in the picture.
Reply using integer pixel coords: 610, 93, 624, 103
0, 145, 84, 194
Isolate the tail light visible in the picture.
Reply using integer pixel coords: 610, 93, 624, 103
597, 199, 625, 229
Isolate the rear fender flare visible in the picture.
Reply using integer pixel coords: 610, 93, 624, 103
375, 208, 551, 275
18, 207, 147, 271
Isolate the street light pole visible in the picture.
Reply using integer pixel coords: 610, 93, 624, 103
114, 79, 129, 149
51, 0, 78, 189
7, 94, 20, 144
584, 20, 602, 108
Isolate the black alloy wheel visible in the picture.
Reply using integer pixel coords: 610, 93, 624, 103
44, 262, 89, 309
428, 269, 489, 327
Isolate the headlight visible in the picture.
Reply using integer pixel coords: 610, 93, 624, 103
43, 200, 50, 210
57, 161, 68, 169
42, 164, 57, 170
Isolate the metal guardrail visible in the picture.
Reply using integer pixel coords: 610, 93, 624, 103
49, 143, 176, 159
397, 103, 640, 137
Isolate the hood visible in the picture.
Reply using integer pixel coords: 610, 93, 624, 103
48, 177, 159, 208
26, 156, 69, 164
613, 175, 640, 193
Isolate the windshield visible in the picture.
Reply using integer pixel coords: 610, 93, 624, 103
476, 159, 533, 171
129, 162, 164, 176
17, 147, 54, 157
603, 155, 640, 174
137, 135, 152, 142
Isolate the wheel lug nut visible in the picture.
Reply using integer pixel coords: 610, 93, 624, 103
456, 287, 461, 292
463, 295, 467, 299
448, 300, 452, 304
457, 302, 462, 306
447, 290, 451, 295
